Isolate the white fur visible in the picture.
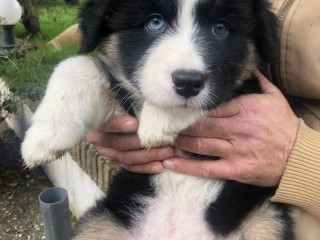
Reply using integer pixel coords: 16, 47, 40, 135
22, 0, 210, 166
239, 201, 288, 240
135, 0, 208, 109
138, 101, 204, 147
21, 55, 205, 167
21, 56, 119, 167
290, 207, 320, 240
131, 171, 225, 240
74, 212, 132, 240
178, 0, 201, 35
22, 1, 312, 239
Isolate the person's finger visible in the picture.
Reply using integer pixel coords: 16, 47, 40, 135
206, 71, 281, 119
97, 146, 174, 165
174, 135, 233, 157
120, 161, 164, 174
163, 157, 236, 180
254, 70, 281, 95
179, 117, 234, 139
206, 101, 242, 118
100, 115, 139, 133
88, 132, 142, 150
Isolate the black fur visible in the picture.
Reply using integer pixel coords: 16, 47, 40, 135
79, 0, 278, 109
76, 0, 293, 238
207, 182, 277, 236
95, 171, 154, 228
78, 0, 110, 52
100, 61, 137, 117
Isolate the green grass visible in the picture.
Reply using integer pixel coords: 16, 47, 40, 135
0, 1, 84, 101
0, 45, 79, 100
14, 0, 80, 46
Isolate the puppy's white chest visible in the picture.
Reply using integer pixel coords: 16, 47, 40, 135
131, 172, 225, 240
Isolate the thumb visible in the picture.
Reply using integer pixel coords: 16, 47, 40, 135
255, 70, 280, 95
163, 158, 235, 180
101, 115, 138, 133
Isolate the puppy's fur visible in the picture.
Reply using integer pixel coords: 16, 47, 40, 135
22, 0, 300, 239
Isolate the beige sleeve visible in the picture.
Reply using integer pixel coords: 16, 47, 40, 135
271, 120, 320, 216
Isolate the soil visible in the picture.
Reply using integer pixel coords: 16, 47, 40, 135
0, 121, 53, 240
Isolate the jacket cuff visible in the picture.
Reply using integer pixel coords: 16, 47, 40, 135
271, 119, 320, 216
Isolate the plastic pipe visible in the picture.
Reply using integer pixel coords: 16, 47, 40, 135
39, 187, 72, 240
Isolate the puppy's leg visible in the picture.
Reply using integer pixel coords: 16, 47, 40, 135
73, 212, 132, 240
240, 201, 291, 240
138, 101, 204, 147
291, 207, 320, 240
22, 56, 116, 168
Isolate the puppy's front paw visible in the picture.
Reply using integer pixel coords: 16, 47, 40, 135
138, 102, 204, 148
21, 128, 66, 168
138, 128, 177, 148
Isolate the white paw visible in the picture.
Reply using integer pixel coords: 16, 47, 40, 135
21, 129, 66, 168
138, 102, 204, 148
139, 128, 177, 148
20, 56, 112, 168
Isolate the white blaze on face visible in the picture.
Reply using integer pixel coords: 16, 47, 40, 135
178, 0, 201, 35
136, 0, 208, 108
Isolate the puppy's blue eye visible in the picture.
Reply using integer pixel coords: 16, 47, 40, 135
212, 20, 229, 37
147, 15, 166, 32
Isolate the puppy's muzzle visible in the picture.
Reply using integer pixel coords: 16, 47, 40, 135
172, 70, 207, 98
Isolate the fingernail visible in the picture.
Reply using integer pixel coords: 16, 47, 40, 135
198, 166, 210, 178
123, 120, 137, 132
159, 148, 174, 159
151, 164, 164, 173
163, 160, 175, 170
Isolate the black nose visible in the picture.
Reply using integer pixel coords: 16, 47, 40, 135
172, 70, 207, 98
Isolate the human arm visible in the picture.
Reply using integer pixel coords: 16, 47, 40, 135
163, 71, 299, 187
271, 120, 320, 215
87, 71, 299, 185
87, 71, 320, 216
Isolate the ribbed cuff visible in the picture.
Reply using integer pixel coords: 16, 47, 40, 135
271, 120, 320, 216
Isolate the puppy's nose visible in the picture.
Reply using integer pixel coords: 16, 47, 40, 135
172, 70, 206, 98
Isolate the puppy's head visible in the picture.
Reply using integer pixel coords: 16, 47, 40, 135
79, 0, 278, 110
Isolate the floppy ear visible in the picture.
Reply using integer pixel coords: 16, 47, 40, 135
252, 0, 279, 63
78, 0, 111, 53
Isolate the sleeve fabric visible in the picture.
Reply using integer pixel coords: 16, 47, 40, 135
271, 119, 320, 216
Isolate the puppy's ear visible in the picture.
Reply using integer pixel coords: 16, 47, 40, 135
78, 0, 111, 53
252, 0, 279, 63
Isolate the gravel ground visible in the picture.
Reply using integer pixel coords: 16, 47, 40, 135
0, 122, 53, 240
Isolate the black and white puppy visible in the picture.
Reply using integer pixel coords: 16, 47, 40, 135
22, 0, 295, 239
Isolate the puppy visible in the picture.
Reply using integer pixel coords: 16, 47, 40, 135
22, 0, 295, 239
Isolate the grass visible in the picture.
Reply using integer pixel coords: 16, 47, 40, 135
0, 45, 80, 101
14, 1, 80, 46
0, 0, 83, 100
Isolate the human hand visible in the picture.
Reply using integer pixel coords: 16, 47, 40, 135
163, 71, 300, 187
86, 115, 174, 174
